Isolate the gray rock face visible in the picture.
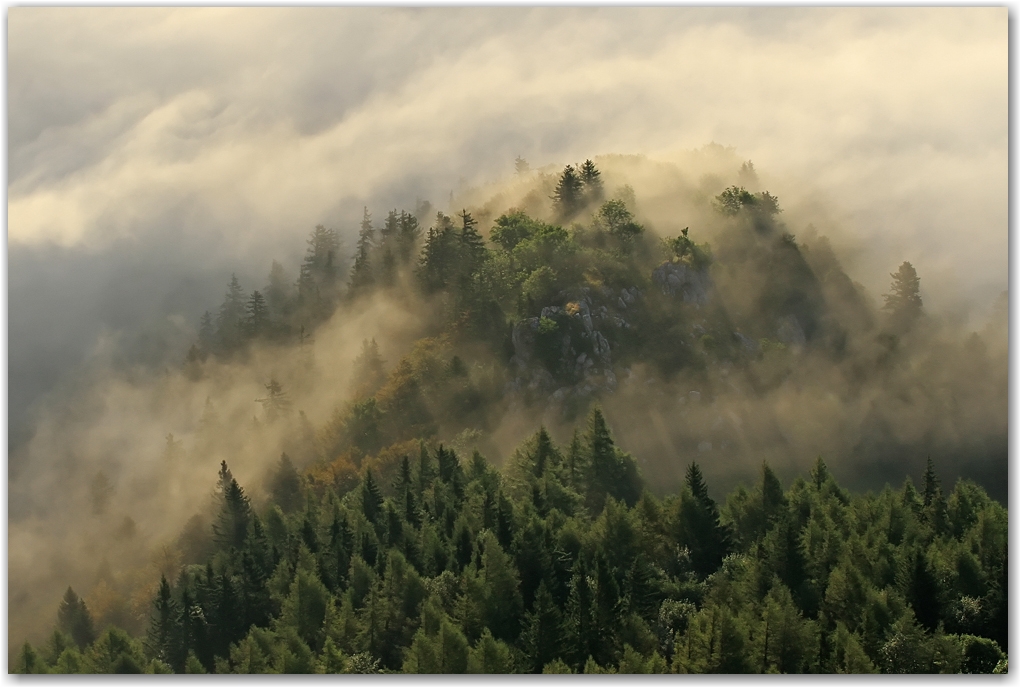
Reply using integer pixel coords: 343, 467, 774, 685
776, 315, 806, 347
507, 283, 645, 409
652, 261, 712, 307
510, 317, 540, 366
734, 331, 760, 353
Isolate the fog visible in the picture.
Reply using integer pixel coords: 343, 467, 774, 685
7, 7, 1006, 657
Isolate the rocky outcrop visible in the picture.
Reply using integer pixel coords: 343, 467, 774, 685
508, 285, 641, 406
776, 314, 806, 347
652, 261, 711, 307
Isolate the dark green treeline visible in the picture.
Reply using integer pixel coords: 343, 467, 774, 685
17, 410, 1007, 674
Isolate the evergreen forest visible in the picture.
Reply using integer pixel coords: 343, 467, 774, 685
12, 156, 1008, 674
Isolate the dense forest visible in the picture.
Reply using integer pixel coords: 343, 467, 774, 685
12, 157, 1008, 673
15, 424, 1009, 674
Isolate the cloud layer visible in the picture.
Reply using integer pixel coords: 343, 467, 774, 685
10, 8, 1005, 276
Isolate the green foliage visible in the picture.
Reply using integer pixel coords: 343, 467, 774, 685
592, 199, 643, 243
553, 165, 584, 220
35, 400, 1006, 675
883, 261, 923, 331
58, 586, 97, 650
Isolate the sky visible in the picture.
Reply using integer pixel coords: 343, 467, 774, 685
7, 6, 1008, 442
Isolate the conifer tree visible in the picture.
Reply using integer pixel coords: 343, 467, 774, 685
299, 225, 343, 315
397, 211, 422, 263
362, 470, 384, 525
264, 260, 293, 320
214, 475, 252, 551
418, 213, 458, 293
458, 210, 486, 268
270, 453, 303, 514
580, 159, 604, 204
216, 274, 246, 350
678, 462, 731, 578
883, 261, 923, 330
58, 587, 96, 649
256, 379, 292, 422
350, 207, 376, 292
522, 580, 562, 672
553, 165, 584, 220
244, 290, 268, 338
198, 311, 215, 352
146, 576, 177, 665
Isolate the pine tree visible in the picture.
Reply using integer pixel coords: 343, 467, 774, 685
146, 575, 177, 664
264, 260, 293, 320
351, 338, 387, 397
458, 210, 486, 268
214, 476, 252, 551
921, 457, 947, 534
678, 462, 731, 578
216, 274, 246, 351
397, 211, 422, 263
564, 557, 598, 670
760, 462, 786, 524
580, 159, 604, 204
270, 453, 303, 514
350, 209, 375, 293
418, 214, 458, 293
299, 225, 343, 315
198, 311, 215, 352
522, 581, 562, 672
553, 165, 584, 220
362, 470, 384, 525
245, 290, 268, 338
583, 407, 642, 513
921, 457, 940, 508
58, 587, 96, 649
883, 261, 923, 330
256, 378, 291, 422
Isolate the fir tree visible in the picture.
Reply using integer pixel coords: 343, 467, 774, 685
256, 378, 292, 422
580, 159, 604, 204
216, 274, 246, 350
553, 165, 584, 220
245, 290, 268, 338
883, 261, 923, 330
58, 587, 96, 649
269, 453, 303, 514
146, 575, 177, 664
350, 208, 376, 292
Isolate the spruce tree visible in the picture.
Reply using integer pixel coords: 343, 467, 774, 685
245, 290, 268, 338
214, 477, 252, 551
883, 261, 923, 330
270, 453, 303, 514
216, 274, 246, 351
350, 207, 376, 292
362, 470, 384, 525
146, 575, 177, 665
522, 581, 562, 672
264, 259, 293, 319
678, 462, 731, 578
580, 159, 604, 204
58, 587, 96, 649
553, 165, 584, 220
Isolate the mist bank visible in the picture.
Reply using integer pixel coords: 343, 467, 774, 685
8, 8, 1006, 446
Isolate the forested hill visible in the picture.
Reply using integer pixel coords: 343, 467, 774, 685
11, 156, 1007, 673
177, 155, 1005, 502
17, 423, 1009, 674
